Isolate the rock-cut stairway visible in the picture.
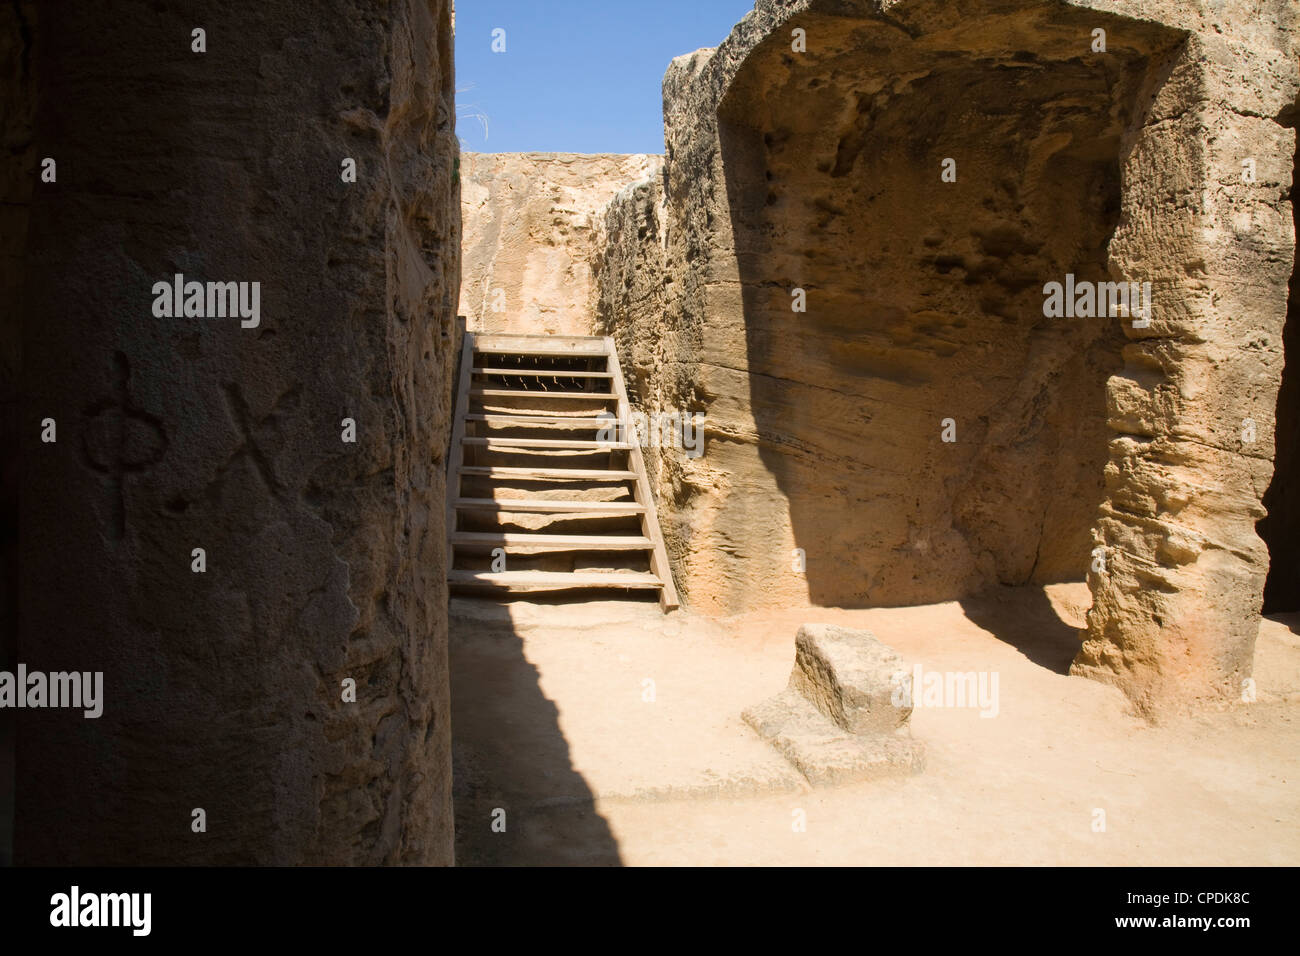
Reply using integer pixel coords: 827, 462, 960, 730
446, 333, 679, 610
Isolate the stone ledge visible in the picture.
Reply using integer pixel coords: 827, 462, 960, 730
743, 690, 925, 787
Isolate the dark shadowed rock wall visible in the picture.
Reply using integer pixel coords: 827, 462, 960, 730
13, 0, 459, 864
0, 0, 38, 866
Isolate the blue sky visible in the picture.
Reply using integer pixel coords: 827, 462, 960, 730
454, 1, 754, 154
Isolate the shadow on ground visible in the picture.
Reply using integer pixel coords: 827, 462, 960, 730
450, 598, 622, 866
957, 584, 1084, 675
1267, 612, 1300, 638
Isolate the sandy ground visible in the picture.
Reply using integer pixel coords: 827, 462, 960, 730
450, 585, 1300, 866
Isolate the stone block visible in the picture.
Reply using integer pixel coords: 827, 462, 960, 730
788, 623, 912, 735
743, 624, 923, 786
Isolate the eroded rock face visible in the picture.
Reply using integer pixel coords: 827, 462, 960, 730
460, 152, 661, 334
598, 0, 1299, 712
15, 0, 459, 864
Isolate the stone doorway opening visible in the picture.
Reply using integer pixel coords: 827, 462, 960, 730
1260, 104, 1300, 614
715, 5, 1187, 611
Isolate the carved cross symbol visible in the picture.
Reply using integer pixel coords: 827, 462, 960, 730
82, 352, 167, 541
215, 382, 298, 499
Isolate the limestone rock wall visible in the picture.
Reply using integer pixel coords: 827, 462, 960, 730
597, 0, 1298, 711
461, 152, 660, 334
14, 0, 459, 864
1071, 0, 1299, 710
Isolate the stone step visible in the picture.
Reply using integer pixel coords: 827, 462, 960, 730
466, 414, 616, 429
470, 388, 617, 400
463, 437, 631, 450
454, 497, 646, 514
448, 569, 662, 591
473, 334, 608, 356
473, 368, 612, 378
459, 466, 637, 481
451, 532, 654, 552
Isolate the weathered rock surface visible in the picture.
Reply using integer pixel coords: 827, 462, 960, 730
598, 0, 1299, 712
13, 0, 459, 864
743, 624, 923, 785
460, 152, 661, 335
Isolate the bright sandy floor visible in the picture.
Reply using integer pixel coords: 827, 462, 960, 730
450, 585, 1300, 866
